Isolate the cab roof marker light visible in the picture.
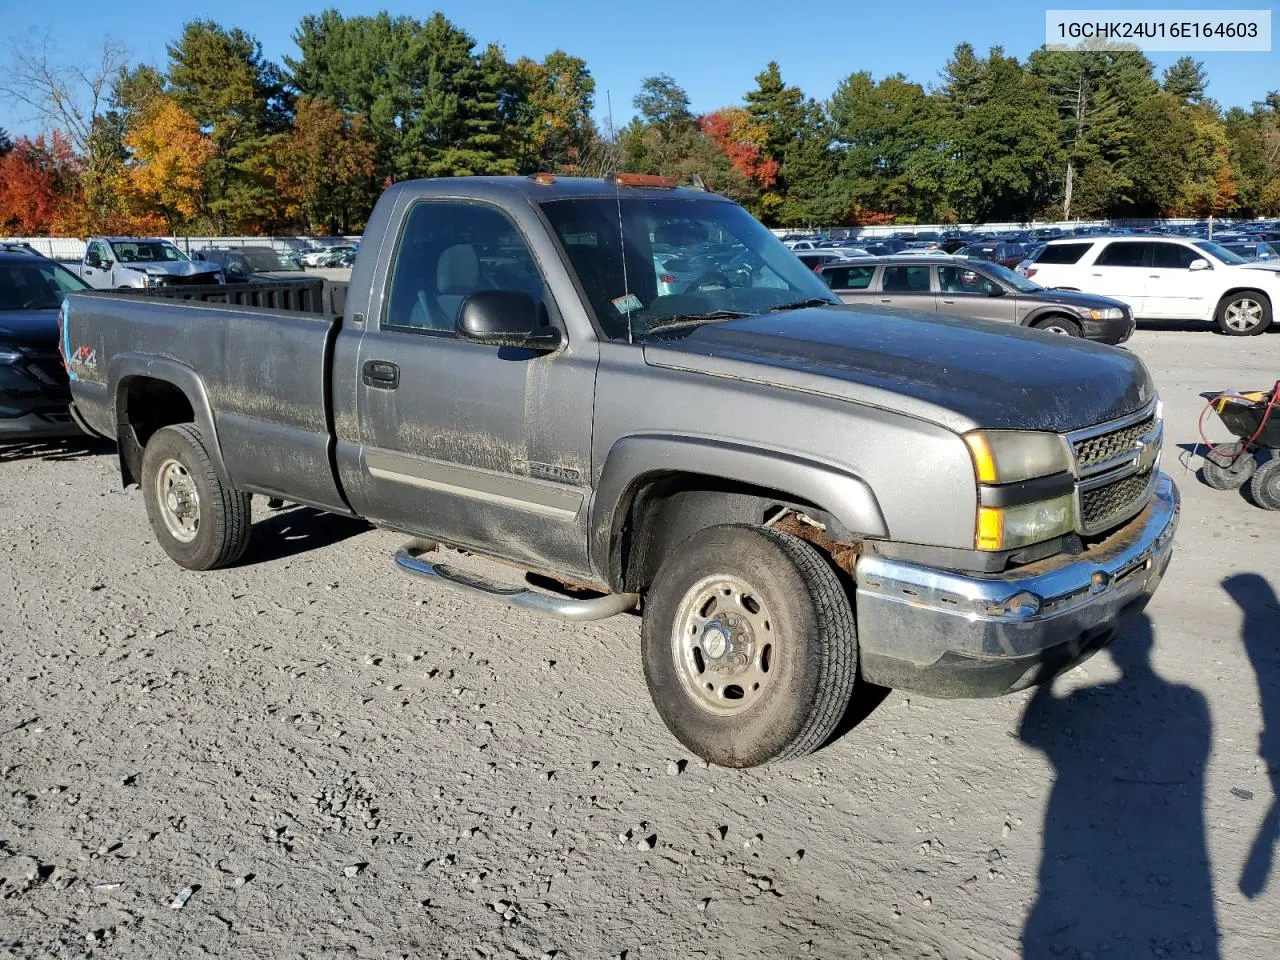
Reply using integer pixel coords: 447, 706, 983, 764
610, 172, 678, 188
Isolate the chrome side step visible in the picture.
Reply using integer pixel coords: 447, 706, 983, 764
394, 541, 639, 622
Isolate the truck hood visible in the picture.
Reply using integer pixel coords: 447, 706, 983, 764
120, 261, 223, 278
0, 308, 59, 348
1240, 261, 1280, 273
642, 305, 1155, 434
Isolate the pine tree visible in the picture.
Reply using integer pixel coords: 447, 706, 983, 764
1162, 57, 1209, 106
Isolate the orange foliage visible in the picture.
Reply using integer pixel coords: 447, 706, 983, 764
0, 133, 81, 235
699, 109, 779, 189
125, 98, 215, 229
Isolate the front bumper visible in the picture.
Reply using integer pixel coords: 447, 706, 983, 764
1081, 313, 1135, 345
853, 473, 1179, 698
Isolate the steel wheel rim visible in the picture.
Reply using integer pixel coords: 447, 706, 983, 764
155, 458, 200, 543
672, 574, 775, 717
1225, 298, 1263, 331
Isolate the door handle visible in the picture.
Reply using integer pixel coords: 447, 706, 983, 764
878, 298, 892, 303
362, 359, 400, 389
1090, 273, 1102, 277
1148, 274, 1160, 279
941, 298, 956, 304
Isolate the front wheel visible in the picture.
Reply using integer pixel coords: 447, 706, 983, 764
1216, 292, 1272, 335
1034, 315, 1082, 337
640, 525, 858, 768
140, 424, 251, 569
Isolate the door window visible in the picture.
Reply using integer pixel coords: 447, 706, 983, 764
1094, 242, 1148, 268
1036, 242, 1091, 264
939, 265, 994, 295
384, 201, 543, 335
87, 241, 109, 266
1150, 242, 1199, 269
881, 265, 931, 292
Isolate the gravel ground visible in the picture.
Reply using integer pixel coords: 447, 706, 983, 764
1, 325, 1278, 959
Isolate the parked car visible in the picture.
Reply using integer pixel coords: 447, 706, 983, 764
0, 248, 90, 440
67, 238, 224, 290
1026, 236, 1280, 335
300, 244, 359, 268
63, 173, 1177, 768
795, 250, 861, 271
956, 242, 1026, 268
1219, 240, 1279, 262
817, 256, 1133, 343
196, 247, 307, 282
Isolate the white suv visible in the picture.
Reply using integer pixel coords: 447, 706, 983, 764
1025, 236, 1279, 335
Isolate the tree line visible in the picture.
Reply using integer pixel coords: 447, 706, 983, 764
1, 13, 1277, 237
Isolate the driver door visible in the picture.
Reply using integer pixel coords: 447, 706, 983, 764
936, 265, 1013, 322
341, 199, 598, 578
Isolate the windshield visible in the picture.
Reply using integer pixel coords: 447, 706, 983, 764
1194, 240, 1249, 265
977, 260, 1041, 293
0, 260, 90, 310
241, 249, 300, 272
539, 197, 837, 339
110, 240, 189, 263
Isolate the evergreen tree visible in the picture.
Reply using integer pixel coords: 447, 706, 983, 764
0, 128, 13, 157
1162, 56, 1209, 106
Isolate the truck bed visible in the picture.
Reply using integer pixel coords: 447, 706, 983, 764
63, 286, 349, 513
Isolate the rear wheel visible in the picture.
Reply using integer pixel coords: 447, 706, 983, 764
640, 524, 858, 768
1249, 459, 1280, 510
1216, 292, 1272, 335
1201, 442, 1257, 490
140, 424, 251, 569
1034, 315, 1082, 337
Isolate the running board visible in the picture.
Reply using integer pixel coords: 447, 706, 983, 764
394, 541, 639, 622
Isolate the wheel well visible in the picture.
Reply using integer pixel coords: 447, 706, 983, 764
612, 472, 856, 593
116, 376, 196, 486
1027, 311, 1078, 328
1218, 287, 1271, 308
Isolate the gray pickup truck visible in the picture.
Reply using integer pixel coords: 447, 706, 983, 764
62, 175, 1179, 767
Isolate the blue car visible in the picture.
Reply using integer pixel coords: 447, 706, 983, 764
0, 247, 91, 441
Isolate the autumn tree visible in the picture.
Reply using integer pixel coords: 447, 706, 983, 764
123, 98, 214, 232
0, 134, 80, 234
275, 96, 376, 234
508, 50, 597, 173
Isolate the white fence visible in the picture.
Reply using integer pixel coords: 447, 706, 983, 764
2, 236, 361, 262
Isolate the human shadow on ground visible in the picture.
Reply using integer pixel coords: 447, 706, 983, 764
0, 436, 114, 463
237, 505, 371, 566
1222, 573, 1280, 899
1019, 615, 1220, 959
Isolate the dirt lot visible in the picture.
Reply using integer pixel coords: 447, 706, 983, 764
2, 325, 1278, 959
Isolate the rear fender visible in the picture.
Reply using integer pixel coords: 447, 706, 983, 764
108, 354, 226, 487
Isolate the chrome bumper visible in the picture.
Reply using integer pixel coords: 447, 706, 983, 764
854, 473, 1179, 697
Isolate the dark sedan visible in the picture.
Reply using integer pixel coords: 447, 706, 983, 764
0, 250, 89, 440
195, 246, 306, 282
817, 255, 1134, 344
955, 241, 1026, 269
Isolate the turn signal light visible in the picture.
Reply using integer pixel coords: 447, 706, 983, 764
528, 172, 556, 185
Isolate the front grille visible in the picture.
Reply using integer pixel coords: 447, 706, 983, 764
166, 273, 220, 286
1073, 415, 1156, 470
16, 348, 70, 395
1081, 469, 1153, 530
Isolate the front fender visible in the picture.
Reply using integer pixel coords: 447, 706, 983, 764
108, 353, 228, 485
589, 433, 888, 582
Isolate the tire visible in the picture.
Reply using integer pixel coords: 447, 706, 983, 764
640, 524, 858, 768
1033, 315, 1082, 337
140, 423, 251, 570
1215, 291, 1272, 336
1201, 442, 1257, 490
1249, 458, 1280, 510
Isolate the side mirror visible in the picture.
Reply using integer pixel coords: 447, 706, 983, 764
86, 253, 101, 268
1189, 258, 1211, 271
458, 291, 561, 351
986, 282, 1006, 297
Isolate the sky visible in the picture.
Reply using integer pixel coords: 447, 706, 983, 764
2, 0, 1277, 138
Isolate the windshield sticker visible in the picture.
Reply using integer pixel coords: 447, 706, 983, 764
611, 293, 643, 314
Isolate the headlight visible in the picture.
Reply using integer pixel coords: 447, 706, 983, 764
964, 430, 1072, 484
977, 493, 1076, 551
966, 430, 1076, 551
1089, 307, 1124, 320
